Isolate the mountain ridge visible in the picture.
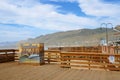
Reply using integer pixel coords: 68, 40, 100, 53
20, 28, 115, 47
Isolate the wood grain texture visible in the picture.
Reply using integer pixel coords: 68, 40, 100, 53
0, 62, 120, 80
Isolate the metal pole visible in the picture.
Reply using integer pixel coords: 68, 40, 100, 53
107, 23, 113, 45
101, 23, 108, 46
100, 23, 113, 54
101, 23, 113, 46
105, 24, 108, 46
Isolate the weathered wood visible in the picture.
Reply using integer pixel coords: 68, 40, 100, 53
102, 46, 120, 54
0, 49, 18, 52
19, 43, 44, 65
1, 62, 120, 80
45, 50, 60, 64
48, 46, 102, 53
60, 52, 120, 71
0, 49, 18, 63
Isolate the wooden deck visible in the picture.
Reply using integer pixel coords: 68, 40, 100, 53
0, 62, 120, 80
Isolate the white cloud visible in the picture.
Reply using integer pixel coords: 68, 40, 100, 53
0, 0, 120, 41
50, 0, 77, 2
50, 0, 120, 17
78, 0, 120, 17
77, 0, 120, 28
0, 0, 99, 31
0, 0, 120, 42
48, 0, 120, 26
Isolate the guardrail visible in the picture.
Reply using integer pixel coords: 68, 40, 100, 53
48, 46, 102, 53
44, 50, 60, 64
60, 52, 120, 71
1, 48, 120, 71
0, 49, 19, 63
102, 46, 120, 54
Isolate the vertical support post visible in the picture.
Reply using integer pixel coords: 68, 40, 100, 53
88, 55, 90, 70
48, 53, 50, 64
60, 53, 63, 67
38, 43, 44, 65
13, 50, 15, 61
68, 56, 71, 68
5, 51, 8, 62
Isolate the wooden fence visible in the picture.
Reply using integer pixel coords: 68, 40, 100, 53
46, 46, 120, 71
102, 46, 120, 54
60, 52, 120, 71
48, 46, 102, 53
0, 49, 18, 63
1, 46, 120, 71
44, 50, 60, 64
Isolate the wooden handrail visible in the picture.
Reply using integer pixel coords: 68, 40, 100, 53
48, 46, 102, 53
0, 49, 19, 63
45, 50, 60, 64
61, 52, 120, 56
0, 49, 18, 52
60, 52, 120, 71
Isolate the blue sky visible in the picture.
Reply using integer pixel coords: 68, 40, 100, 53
0, 0, 120, 42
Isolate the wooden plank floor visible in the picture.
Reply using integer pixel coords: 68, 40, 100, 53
0, 62, 120, 80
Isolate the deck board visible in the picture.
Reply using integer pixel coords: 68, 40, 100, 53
0, 62, 120, 80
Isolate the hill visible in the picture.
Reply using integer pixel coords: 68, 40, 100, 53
20, 28, 116, 47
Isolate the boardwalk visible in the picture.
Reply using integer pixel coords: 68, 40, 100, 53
0, 62, 120, 80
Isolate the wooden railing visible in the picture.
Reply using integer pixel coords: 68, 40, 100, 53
48, 46, 102, 53
44, 50, 120, 71
102, 46, 120, 54
44, 50, 60, 64
1, 48, 120, 71
60, 52, 120, 71
0, 49, 19, 63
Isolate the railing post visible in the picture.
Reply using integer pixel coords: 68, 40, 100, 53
13, 50, 15, 61
5, 51, 8, 62
48, 53, 50, 64
68, 56, 71, 68
88, 55, 90, 70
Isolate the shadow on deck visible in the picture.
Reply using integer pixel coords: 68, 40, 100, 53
0, 62, 120, 80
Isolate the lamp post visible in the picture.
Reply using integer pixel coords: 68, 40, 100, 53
100, 23, 113, 46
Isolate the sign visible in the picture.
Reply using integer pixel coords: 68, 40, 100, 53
108, 55, 115, 63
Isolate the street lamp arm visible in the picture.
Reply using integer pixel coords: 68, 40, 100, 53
101, 23, 107, 28
100, 23, 113, 46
